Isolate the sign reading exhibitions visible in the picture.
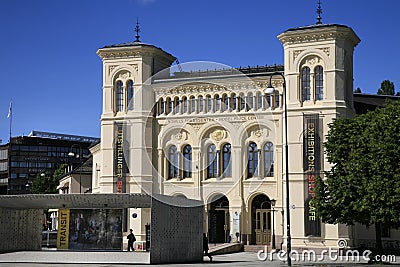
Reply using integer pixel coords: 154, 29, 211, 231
114, 123, 126, 193
303, 114, 321, 237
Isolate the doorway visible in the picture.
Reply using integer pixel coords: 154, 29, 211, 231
251, 194, 271, 245
208, 195, 229, 243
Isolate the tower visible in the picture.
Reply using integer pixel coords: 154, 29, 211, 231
278, 23, 360, 248
96, 26, 176, 239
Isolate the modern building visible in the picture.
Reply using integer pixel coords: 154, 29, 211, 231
0, 131, 99, 195
90, 19, 400, 251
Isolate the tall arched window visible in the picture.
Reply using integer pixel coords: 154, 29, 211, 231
315, 66, 324, 100
183, 145, 192, 178
206, 95, 212, 112
127, 80, 134, 110
168, 145, 178, 179
215, 95, 221, 111
207, 144, 218, 178
116, 81, 124, 112
167, 98, 173, 114
222, 143, 232, 177
257, 92, 263, 110
232, 95, 237, 110
199, 96, 204, 112
275, 93, 280, 108
190, 96, 196, 113
264, 142, 274, 177
248, 142, 258, 178
223, 95, 229, 111
183, 97, 188, 113
240, 94, 246, 111
302, 67, 311, 102
248, 93, 254, 109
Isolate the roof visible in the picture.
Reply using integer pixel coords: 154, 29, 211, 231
100, 40, 175, 58
285, 23, 351, 32
0, 193, 152, 209
354, 93, 400, 114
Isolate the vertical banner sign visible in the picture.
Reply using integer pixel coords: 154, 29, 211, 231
303, 114, 321, 236
57, 209, 70, 249
114, 123, 126, 193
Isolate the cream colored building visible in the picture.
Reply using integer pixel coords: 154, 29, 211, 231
90, 22, 399, 250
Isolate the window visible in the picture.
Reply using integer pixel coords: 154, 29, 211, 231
116, 81, 124, 112
127, 80, 134, 110
183, 145, 192, 178
168, 98, 173, 114
257, 92, 263, 110
248, 93, 254, 109
223, 95, 229, 111
190, 97, 196, 113
206, 96, 212, 112
207, 144, 218, 178
264, 142, 274, 177
183, 97, 188, 113
302, 67, 311, 102
275, 93, 280, 108
160, 99, 165, 114
239, 95, 245, 111
199, 96, 204, 112
232, 95, 237, 110
315, 66, 324, 100
215, 95, 221, 111
248, 142, 258, 178
168, 146, 178, 179
222, 144, 232, 177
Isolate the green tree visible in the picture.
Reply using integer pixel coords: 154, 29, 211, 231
31, 164, 67, 194
313, 101, 400, 254
377, 80, 395, 95
354, 87, 361, 93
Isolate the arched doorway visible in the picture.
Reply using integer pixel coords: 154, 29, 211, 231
251, 194, 271, 245
208, 195, 229, 243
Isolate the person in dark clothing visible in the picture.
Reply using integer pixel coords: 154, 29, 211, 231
203, 233, 213, 261
127, 229, 136, 251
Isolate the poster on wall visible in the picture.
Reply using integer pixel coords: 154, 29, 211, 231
114, 122, 127, 193
303, 114, 322, 237
58, 209, 123, 250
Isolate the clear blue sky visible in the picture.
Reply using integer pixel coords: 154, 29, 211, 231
0, 0, 399, 143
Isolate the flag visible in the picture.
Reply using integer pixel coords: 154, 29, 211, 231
7, 101, 12, 118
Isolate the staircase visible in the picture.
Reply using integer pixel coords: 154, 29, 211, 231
208, 243, 243, 255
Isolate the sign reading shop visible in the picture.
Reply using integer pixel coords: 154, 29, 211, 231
303, 114, 321, 237
114, 123, 126, 193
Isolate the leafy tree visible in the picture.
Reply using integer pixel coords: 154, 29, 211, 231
31, 164, 67, 194
377, 80, 395, 95
313, 101, 400, 254
354, 87, 361, 93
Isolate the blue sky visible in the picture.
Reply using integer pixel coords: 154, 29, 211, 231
0, 0, 399, 143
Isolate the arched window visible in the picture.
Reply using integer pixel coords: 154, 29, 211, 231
160, 99, 165, 115
168, 145, 178, 179
257, 92, 263, 110
265, 94, 271, 108
215, 95, 221, 111
275, 93, 280, 108
248, 142, 258, 178
206, 95, 212, 112
264, 142, 274, 177
167, 98, 173, 114
302, 67, 311, 102
183, 97, 188, 113
315, 66, 324, 100
240, 94, 246, 111
183, 145, 192, 178
222, 143, 232, 177
116, 81, 124, 112
248, 93, 254, 109
199, 96, 204, 112
232, 95, 237, 110
127, 80, 134, 110
223, 95, 229, 111
190, 96, 196, 113
173, 97, 180, 114
207, 144, 217, 178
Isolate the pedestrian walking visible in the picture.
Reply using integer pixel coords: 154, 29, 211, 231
127, 229, 136, 251
203, 233, 213, 262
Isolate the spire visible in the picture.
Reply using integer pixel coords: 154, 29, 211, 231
135, 18, 141, 42
316, 0, 322, 24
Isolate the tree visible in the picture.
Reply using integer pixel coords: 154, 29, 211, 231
354, 87, 362, 93
313, 101, 400, 254
377, 80, 395, 95
31, 164, 67, 194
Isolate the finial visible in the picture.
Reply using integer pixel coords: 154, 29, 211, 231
135, 18, 141, 42
316, 0, 322, 24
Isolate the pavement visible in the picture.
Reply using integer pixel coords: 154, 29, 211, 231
0, 250, 399, 266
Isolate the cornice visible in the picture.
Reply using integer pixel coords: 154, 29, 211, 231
97, 46, 176, 63
278, 26, 360, 47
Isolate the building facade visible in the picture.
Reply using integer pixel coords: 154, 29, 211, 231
0, 131, 99, 195
92, 22, 400, 250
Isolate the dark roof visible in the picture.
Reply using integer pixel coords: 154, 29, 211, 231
353, 93, 400, 114
101, 40, 175, 58
58, 156, 93, 180
285, 23, 351, 32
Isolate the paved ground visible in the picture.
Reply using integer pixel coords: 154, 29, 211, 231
0, 250, 399, 266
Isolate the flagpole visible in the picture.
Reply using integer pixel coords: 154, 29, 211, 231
8, 100, 12, 142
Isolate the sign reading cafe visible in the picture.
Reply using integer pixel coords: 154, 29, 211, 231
303, 114, 321, 237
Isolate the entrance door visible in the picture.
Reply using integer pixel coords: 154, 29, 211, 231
255, 209, 271, 245
208, 195, 229, 243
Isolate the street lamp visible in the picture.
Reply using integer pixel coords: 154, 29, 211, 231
68, 144, 83, 194
265, 72, 291, 266
270, 198, 276, 250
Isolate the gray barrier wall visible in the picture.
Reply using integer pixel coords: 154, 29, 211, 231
0, 208, 42, 252
150, 195, 203, 264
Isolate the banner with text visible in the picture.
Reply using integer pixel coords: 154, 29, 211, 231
303, 114, 321, 237
114, 123, 126, 193
57, 209, 70, 249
